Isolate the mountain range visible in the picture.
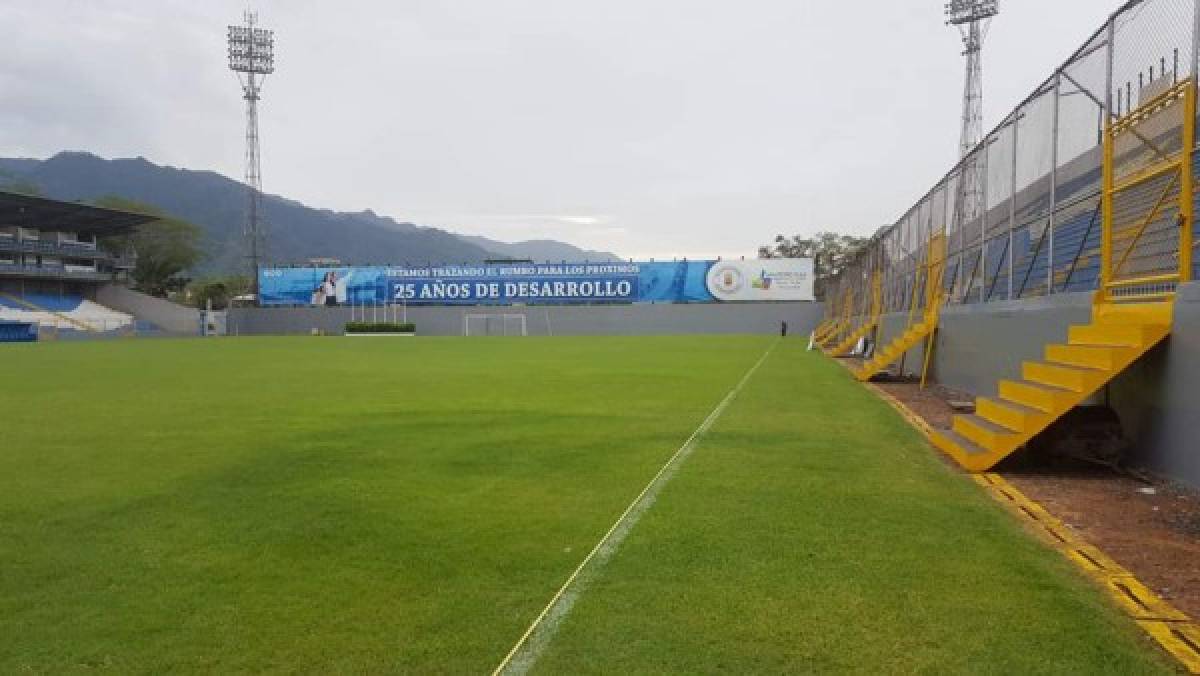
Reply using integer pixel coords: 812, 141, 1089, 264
0, 152, 621, 274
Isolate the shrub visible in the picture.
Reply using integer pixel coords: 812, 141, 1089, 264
344, 322, 416, 334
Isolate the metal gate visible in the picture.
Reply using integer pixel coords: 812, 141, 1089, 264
1101, 78, 1196, 301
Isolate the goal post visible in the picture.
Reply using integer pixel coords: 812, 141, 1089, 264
463, 313, 528, 337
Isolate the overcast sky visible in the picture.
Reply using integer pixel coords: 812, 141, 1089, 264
0, 1, 1118, 259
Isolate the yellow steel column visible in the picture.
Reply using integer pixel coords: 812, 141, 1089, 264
871, 270, 882, 323
920, 232, 946, 389
1101, 107, 1115, 303
906, 249, 925, 329
1180, 79, 1196, 284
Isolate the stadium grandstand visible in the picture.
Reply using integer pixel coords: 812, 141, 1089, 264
0, 191, 156, 339
814, 0, 1200, 491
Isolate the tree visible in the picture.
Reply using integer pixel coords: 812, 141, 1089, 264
0, 178, 44, 197
94, 196, 204, 297
759, 231, 870, 299
186, 274, 252, 310
759, 231, 869, 276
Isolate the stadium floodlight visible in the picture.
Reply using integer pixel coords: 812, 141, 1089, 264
227, 11, 276, 301
228, 25, 275, 74
943, 0, 999, 158
943, 0, 998, 26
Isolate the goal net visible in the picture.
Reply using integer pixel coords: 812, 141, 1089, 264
463, 313, 528, 337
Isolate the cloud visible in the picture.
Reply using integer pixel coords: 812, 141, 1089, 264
402, 211, 612, 232
0, 0, 1122, 259
556, 216, 605, 226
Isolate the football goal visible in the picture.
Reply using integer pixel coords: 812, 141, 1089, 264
463, 313, 528, 337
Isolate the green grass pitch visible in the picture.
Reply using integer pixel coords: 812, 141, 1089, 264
0, 336, 1172, 673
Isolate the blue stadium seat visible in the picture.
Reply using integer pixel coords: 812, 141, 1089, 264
18, 293, 83, 312
0, 321, 37, 343
981, 236, 1009, 301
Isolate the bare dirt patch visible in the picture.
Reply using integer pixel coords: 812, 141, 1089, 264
867, 373, 1200, 620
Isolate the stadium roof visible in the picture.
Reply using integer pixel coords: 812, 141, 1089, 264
0, 191, 157, 235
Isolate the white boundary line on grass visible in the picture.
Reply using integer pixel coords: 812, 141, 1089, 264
492, 340, 779, 675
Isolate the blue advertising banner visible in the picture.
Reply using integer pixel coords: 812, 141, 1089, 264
258, 259, 813, 306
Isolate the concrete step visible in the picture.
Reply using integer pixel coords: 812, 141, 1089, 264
1068, 322, 1166, 348
1044, 343, 1134, 370
1023, 360, 1108, 393
930, 428, 998, 472
935, 428, 989, 456
997, 379, 1077, 413
954, 413, 1022, 451
1092, 302, 1173, 326
976, 397, 1052, 433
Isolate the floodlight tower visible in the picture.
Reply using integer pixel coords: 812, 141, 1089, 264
945, 0, 998, 159
227, 11, 275, 298
945, 0, 997, 298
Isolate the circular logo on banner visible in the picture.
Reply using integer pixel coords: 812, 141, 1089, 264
708, 264, 745, 297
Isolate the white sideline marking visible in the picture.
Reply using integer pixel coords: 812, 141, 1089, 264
492, 341, 778, 675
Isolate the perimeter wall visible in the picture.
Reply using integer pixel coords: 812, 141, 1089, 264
228, 301, 823, 338
97, 284, 201, 335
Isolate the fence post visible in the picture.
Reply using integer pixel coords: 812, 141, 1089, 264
1182, 80, 1196, 283
1009, 116, 1019, 300
977, 151, 985, 303
979, 156, 987, 303
954, 175, 963, 302
1101, 18, 1116, 296
1193, 0, 1200, 81
1105, 16, 1115, 123
956, 172, 965, 301
947, 173, 957, 302
1049, 73, 1061, 295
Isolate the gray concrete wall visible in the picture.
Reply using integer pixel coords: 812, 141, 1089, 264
1114, 284, 1200, 487
874, 294, 1094, 387
229, 301, 824, 338
875, 293, 1094, 389
97, 284, 201, 335
933, 293, 1094, 394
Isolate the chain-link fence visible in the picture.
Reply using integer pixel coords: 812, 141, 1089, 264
825, 0, 1199, 316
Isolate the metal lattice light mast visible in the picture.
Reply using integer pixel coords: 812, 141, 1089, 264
945, 0, 997, 299
946, 0, 998, 158
227, 11, 275, 299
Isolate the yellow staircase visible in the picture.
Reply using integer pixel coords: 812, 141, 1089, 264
818, 322, 854, 350
827, 271, 883, 358
812, 318, 841, 346
814, 288, 853, 347
854, 233, 946, 382
812, 318, 833, 339
930, 302, 1171, 471
811, 300, 843, 343
827, 321, 874, 357
852, 318, 938, 381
